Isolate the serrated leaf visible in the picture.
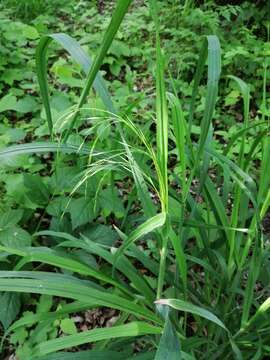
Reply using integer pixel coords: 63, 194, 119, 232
16, 96, 39, 113
10, 326, 28, 345
0, 292, 21, 330
0, 209, 23, 230
23, 25, 39, 39
0, 226, 32, 247
60, 318, 77, 335
69, 197, 95, 229
0, 94, 17, 112
37, 295, 53, 314
1, 69, 24, 85
100, 187, 125, 218
82, 224, 118, 246
24, 174, 50, 206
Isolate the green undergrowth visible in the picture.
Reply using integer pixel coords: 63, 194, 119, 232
0, 0, 269, 359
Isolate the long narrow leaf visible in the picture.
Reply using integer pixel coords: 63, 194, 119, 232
0, 142, 91, 161
114, 213, 166, 266
36, 231, 155, 303
155, 304, 181, 360
36, 33, 115, 136
64, 0, 132, 140
0, 245, 132, 297
155, 298, 227, 331
35, 322, 161, 355
0, 273, 159, 323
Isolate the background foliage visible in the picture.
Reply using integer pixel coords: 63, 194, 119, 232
0, 0, 269, 359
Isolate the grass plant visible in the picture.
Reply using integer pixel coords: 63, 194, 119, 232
0, 0, 269, 359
